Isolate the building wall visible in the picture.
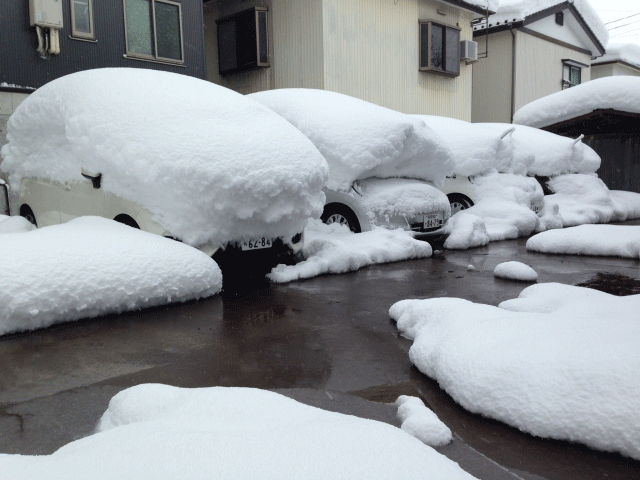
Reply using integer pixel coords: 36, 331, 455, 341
471, 30, 514, 124
591, 63, 640, 80
0, 0, 206, 89
322, 0, 473, 119
514, 30, 591, 112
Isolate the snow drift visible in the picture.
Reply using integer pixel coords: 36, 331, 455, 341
0, 217, 221, 336
249, 89, 455, 191
0, 384, 477, 479
390, 283, 640, 460
0, 68, 328, 247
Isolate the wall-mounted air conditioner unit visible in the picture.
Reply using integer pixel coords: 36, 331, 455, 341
29, 0, 63, 29
460, 40, 478, 63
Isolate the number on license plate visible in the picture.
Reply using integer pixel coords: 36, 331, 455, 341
241, 238, 272, 251
424, 214, 442, 228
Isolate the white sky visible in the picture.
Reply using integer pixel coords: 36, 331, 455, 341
588, 0, 640, 46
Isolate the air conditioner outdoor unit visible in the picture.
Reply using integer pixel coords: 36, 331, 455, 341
460, 40, 478, 63
29, 0, 63, 29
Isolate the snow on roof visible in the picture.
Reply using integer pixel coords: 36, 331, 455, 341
593, 43, 640, 69
483, 0, 608, 49
442, 0, 498, 13
249, 89, 455, 191
0, 68, 328, 247
513, 77, 640, 129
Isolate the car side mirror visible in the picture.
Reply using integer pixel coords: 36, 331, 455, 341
81, 169, 102, 189
0, 181, 9, 215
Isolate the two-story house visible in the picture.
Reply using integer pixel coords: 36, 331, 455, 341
203, 0, 496, 122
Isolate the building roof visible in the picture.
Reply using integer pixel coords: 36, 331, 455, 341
439, 0, 497, 16
592, 43, 640, 70
473, 0, 607, 56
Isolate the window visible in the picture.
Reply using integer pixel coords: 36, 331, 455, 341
123, 0, 184, 63
70, 0, 95, 39
420, 21, 460, 76
562, 59, 586, 89
217, 7, 269, 76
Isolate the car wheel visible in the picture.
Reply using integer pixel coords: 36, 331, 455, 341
20, 205, 37, 227
114, 214, 140, 229
447, 194, 473, 216
321, 204, 361, 233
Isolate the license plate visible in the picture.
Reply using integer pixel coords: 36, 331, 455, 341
424, 213, 443, 229
241, 238, 272, 251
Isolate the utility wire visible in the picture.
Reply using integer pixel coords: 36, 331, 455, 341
605, 12, 640, 25
608, 19, 640, 31
610, 26, 640, 38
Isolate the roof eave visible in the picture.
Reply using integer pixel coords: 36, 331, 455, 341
439, 0, 496, 17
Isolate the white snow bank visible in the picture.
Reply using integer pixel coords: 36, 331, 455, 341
268, 219, 432, 283
593, 43, 640, 69
443, 212, 489, 250
484, 0, 608, 47
527, 225, 640, 258
493, 261, 538, 281
610, 190, 640, 219
396, 395, 452, 447
356, 178, 451, 224
0, 68, 328, 247
390, 283, 640, 460
513, 77, 640, 129
0, 384, 477, 479
0, 217, 221, 336
0, 214, 34, 234
249, 89, 455, 191
545, 174, 628, 226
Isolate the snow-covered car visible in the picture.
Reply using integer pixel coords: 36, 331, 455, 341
322, 178, 450, 245
0, 69, 329, 278
248, 89, 455, 247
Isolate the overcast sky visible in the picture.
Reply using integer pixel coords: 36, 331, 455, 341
588, 0, 640, 46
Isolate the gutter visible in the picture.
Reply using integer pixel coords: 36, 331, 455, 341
509, 23, 516, 122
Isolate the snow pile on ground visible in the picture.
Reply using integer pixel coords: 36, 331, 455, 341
269, 219, 432, 283
513, 77, 640, 129
414, 116, 513, 176
443, 212, 489, 250
544, 174, 628, 226
396, 396, 452, 447
527, 225, 640, 258
0, 214, 34, 234
0, 217, 221, 336
611, 190, 640, 219
356, 178, 451, 225
483, 0, 608, 47
593, 43, 640, 69
0, 68, 328, 248
249, 89, 455, 191
389, 283, 640, 460
493, 261, 538, 281
0, 384, 477, 479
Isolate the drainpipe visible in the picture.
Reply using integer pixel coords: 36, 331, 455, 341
509, 23, 516, 123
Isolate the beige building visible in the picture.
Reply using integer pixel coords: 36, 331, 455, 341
203, 0, 493, 122
471, 1, 606, 124
591, 44, 640, 80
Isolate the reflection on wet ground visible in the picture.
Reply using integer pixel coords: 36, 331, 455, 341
577, 272, 640, 295
1, 226, 640, 479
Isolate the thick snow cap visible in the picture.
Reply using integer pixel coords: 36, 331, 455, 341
486, 0, 608, 48
0, 68, 328, 247
593, 43, 640, 69
514, 77, 640, 129
249, 89, 455, 191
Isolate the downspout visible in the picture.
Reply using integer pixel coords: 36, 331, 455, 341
508, 23, 516, 123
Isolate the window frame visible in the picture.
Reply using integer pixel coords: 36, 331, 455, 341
122, 0, 185, 65
419, 21, 461, 77
216, 7, 270, 76
70, 0, 95, 40
561, 59, 587, 89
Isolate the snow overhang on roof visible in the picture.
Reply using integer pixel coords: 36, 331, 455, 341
592, 43, 640, 70
438, 0, 497, 17
472, 0, 607, 57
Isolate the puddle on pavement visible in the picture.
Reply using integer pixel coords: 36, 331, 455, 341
576, 272, 640, 296
349, 380, 426, 405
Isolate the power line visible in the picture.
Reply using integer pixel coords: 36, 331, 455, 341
610, 26, 640, 38
605, 12, 640, 25
608, 19, 640, 31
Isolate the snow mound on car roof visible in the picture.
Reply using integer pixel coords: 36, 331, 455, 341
0, 68, 328, 247
249, 89, 455, 191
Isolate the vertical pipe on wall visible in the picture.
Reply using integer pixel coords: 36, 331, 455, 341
509, 24, 516, 123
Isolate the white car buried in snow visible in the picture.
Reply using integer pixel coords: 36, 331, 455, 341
0, 69, 329, 280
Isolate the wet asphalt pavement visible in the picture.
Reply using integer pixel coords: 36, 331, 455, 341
1, 220, 640, 479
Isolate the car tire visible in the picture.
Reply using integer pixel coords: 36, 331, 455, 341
321, 204, 361, 233
114, 214, 140, 229
20, 205, 37, 227
447, 194, 473, 216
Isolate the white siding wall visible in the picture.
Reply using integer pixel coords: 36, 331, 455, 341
322, 0, 473, 119
591, 63, 640, 79
514, 30, 591, 112
471, 30, 513, 123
